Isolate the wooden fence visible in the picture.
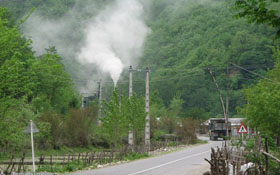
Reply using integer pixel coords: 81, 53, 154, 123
0, 140, 183, 175
0, 150, 116, 175
204, 138, 280, 175
205, 146, 228, 175
204, 142, 248, 175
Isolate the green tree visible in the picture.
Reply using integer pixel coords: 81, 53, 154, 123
31, 47, 77, 114
139, 0, 275, 117
240, 69, 280, 138
169, 94, 184, 118
0, 8, 34, 64
0, 7, 80, 152
0, 58, 37, 100
63, 107, 98, 147
127, 94, 146, 146
0, 98, 34, 153
101, 88, 129, 149
234, 0, 280, 36
239, 46, 280, 139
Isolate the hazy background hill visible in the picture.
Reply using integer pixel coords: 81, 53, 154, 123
0, 0, 275, 118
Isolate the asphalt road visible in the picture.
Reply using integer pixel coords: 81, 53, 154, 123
65, 137, 222, 175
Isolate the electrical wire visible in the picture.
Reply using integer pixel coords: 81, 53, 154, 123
38, 63, 277, 86
229, 62, 280, 84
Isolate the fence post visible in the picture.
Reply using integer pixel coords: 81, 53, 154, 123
214, 149, 219, 174
17, 153, 25, 173
50, 155, 53, 170
265, 137, 269, 175
85, 152, 89, 165
237, 161, 241, 175
6, 155, 14, 173
102, 150, 105, 163
110, 150, 114, 163
68, 154, 70, 164
62, 155, 65, 167
78, 153, 80, 163
38, 154, 43, 170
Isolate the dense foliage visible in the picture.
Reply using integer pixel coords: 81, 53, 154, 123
0, 0, 199, 155
1, 0, 277, 119
1, 0, 279, 158
234, 0, 280, 37
133, 0, 276, 118
101, 89, 146, 149
239, 62, 280, 138
0, 7, 82, 154
235, 0, 280, 144
234, 0, 280, 172
0, 0, 114, 25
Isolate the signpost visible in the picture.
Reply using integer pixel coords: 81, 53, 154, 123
237, 123, 248, 134
25, 120, 39, 174
237, 123, 248, 139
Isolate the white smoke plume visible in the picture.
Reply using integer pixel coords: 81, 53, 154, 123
78, 0, 150, 86
22, 0, 150, 93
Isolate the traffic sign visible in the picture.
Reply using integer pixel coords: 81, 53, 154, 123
25, 121, 39, 133
237, 123, 248, 134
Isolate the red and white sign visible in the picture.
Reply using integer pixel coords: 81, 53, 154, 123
237, 123, 248, 134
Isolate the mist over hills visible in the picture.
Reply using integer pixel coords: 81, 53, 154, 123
0, 0, 275, 117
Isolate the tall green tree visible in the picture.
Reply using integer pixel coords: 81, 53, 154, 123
234, 0, 280, 36
239, 47, 280, 139
169, 94, 184, 118
139, 0, 275, 117
0, 7, 80, 152
102, 88, 129, 149
31, 47, 78, 114
127, 94, 146, 146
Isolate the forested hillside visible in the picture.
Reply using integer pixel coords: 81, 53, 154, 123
1, 0, 275, 118
0, 0, 278, 154
135, 0, 276, 118
0, 6, 82, 153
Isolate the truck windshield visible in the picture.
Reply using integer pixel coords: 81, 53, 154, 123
213, 123, 226, 130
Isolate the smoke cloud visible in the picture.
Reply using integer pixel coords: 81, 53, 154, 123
78, 0, 150, 86
22, 0, 150, 93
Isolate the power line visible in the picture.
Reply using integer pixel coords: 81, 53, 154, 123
45, 63, 276, 85
155, 63, 274, 73
229, 62, 279, 84
71, 72, 205, 84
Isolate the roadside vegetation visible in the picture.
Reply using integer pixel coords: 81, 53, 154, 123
233, 0, 280, 173
0, 0, 280, 173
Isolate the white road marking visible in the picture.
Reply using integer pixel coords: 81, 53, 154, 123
127, 150, 210, 175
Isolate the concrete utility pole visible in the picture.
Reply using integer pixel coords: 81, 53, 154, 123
145, 67, 150, 150
128, 66, 134, 148
98, 79, 102, 126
